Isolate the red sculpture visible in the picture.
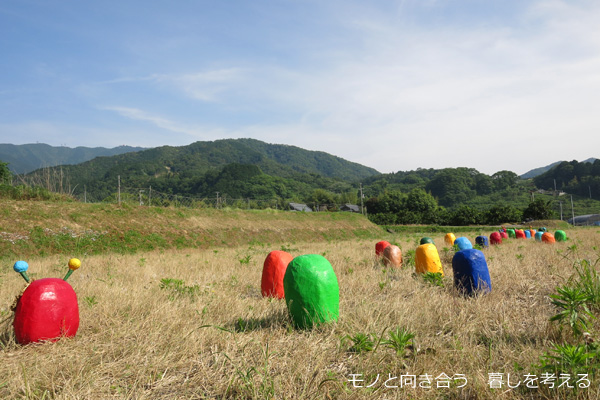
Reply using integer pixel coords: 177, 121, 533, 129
490, 231, 502, 245
13, 278, 80, 345
375, 241, 391, 257
261, 250, 294, 299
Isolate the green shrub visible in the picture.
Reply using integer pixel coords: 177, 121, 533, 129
572, 259, 600, 311
342, 332, 377, 354
382, 327, 415, 356
537, 343, 598, 377
549, 285, 594, 336
159, 278, 201, 301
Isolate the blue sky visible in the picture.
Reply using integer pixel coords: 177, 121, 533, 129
1, 0, 599, 175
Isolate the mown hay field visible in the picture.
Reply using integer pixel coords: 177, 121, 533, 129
1, 227, 599, 399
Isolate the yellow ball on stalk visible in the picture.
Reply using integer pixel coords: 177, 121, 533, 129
63, 258, 81, 281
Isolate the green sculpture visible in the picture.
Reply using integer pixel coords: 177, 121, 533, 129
555, 230, 567, 242
283, 254, 339, 329
420, 237, 434, 245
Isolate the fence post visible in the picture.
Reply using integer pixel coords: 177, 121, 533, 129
149, 186, 152, 207
118, 175, 121, 205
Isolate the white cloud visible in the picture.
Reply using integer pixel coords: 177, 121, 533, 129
99, 69, 245, 102
166, 69, 245, 102
220, 0, 600, 174
100, 106, 228, 140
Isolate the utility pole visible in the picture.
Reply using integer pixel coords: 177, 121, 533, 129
571, 195, 575, 225
359, 183, 364, 215
559, 201, 563, 220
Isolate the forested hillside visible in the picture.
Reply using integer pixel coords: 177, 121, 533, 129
361, 165, 600, 225
0, 143, 144, 174
534, 159, 600, 197
6, 142, 600, 226
20, 139, 378, 205
521, 157, 598, 179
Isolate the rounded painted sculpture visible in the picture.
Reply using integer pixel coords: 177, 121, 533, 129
489, 232, 502, 245
475, 235, 489, 248
452, 249, 492, 296
12, 259, 81, 345
542, 232, 556, 244
515, 229, 526, 239
420, 237, 434, 245
283, 254, 339, 329
500, 231, 508, 239
507, 229, 516, 239
454, 237, 473, 251
524, 230, 532, 239
13, 278, 80, 345
382, 245, 402, 268
554, 230, 567, 242
375, 241, 391, 257
261, 250, 294, 299
415, 243, 444, 276
535, 231, 543, 242
444, 233, 456, 246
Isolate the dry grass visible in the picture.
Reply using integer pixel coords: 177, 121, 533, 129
1, 229, 599, 399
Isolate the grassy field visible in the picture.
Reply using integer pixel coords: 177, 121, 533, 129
1, 202, 599, 399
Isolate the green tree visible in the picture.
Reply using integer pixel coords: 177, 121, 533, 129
403, 188, 439, 224
485, 204, 522, 225
365, 191, 405, 225
491, 170, 519, 190
448, 205, 483, 226
475, 174, 494, 195
364, 191, 405, 215
425, 168, 477, 207
306, 188, 336, 206
0, 161, 11, 184
523, 199, 555, 220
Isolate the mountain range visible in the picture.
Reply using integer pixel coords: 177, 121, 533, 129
1, 140, 379, 180
14, 139, 380, 202
2, 141, 597, 181
520, 158, 598, 179
0, 143, 145, 174
3, 140, 600, 216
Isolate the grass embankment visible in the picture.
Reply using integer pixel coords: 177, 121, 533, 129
0, 223, 599, 399
0, 199, 382, 262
